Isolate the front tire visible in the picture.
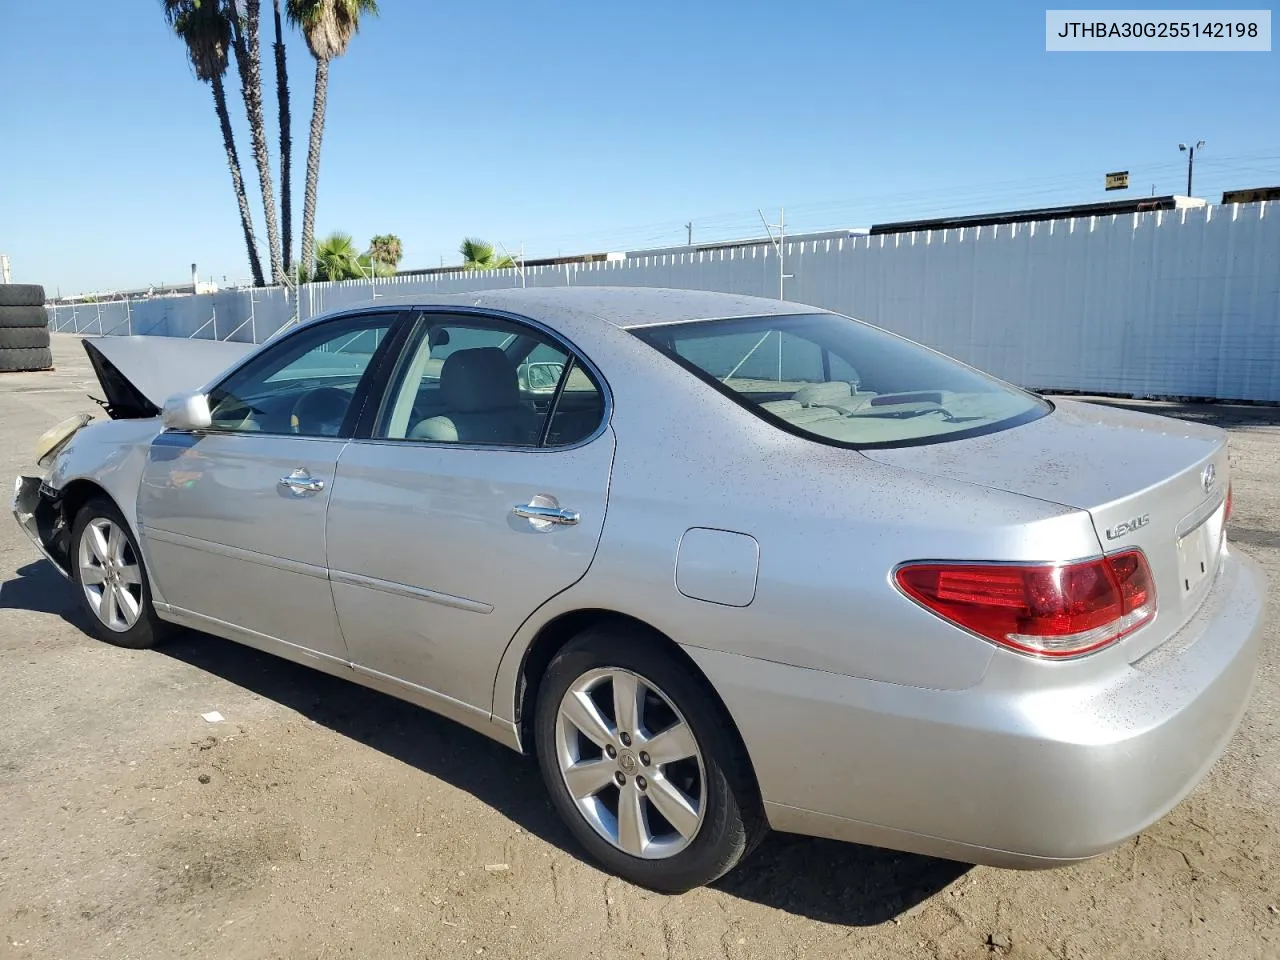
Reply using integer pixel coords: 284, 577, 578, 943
534, 626, 764, 892
71, 497, 170, 649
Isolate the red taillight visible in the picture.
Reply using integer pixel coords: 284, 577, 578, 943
1224, 483, 1233, 524
895, 550, 1156, 658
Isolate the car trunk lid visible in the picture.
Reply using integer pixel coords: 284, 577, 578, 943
862, 398, 1229, 661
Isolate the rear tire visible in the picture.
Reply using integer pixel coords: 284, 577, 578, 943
0, 304, 50, 328
0, 347, 52, 372
0, 327, 50, 350
0, 284, 46, 308
70, 497, 171, 649
534, 625, 765, 892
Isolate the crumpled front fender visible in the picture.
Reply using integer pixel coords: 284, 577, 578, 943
12, 475, 72, 578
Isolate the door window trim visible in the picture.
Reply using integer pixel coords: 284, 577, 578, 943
195, 308, 413, 440
351, 306, 613, 453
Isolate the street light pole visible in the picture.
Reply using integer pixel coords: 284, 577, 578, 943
1178, 140, 1206, 196
757, 207, 792, 300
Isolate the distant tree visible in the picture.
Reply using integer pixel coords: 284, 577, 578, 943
368, 233, 403, 271
460, 237, 515, 270
271, 0, 294, 275
226, 0, 284, 284
286, 0, 380, 278
312, 231, 364, 281
162, 0, 265, 286
357, 253, 395, 278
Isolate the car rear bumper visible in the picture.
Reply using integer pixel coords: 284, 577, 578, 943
685, 546, 1265, 868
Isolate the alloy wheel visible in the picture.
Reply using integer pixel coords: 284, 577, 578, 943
554, 667, 707, 859
77, 517, 143, 633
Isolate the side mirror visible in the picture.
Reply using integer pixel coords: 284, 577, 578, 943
161, 391, 212, 432
521, 361, 566, 393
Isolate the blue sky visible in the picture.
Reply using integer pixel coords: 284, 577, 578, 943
1, 1, 1276, 293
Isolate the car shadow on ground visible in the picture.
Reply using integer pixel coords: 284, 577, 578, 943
0, 560, 91, 626
0, 556, 967, 924
0, 560, 962, 926
155, 628, 969, 925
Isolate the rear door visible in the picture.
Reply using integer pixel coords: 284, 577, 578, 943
138, 311, 403, 663
325, 309, 615, 713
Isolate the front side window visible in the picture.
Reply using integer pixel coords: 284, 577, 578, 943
633, 313, 1048, 448
206, 313, 395, 436
375, 313, 605, 448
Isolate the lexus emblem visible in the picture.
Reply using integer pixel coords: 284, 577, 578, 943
1202, 464, 1217, 493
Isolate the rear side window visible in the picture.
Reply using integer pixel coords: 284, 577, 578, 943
374, 312, 606, 448
633, 313, 1048, 449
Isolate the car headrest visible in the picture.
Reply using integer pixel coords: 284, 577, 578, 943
439, 347, 520, 413
792, 381, 852, 406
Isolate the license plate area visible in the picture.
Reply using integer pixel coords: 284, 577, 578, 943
1176, 505, 1224, 595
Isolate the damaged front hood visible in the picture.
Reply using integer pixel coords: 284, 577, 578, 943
83, 336, 256, 418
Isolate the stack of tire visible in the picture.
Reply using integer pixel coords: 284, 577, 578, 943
0, 283, 53, 373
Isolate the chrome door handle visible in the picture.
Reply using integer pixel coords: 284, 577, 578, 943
278, 469, 325, 495
513, 503, 579, 526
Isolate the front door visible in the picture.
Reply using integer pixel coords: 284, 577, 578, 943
138, 311, 402, 663
325, 310, 615, 712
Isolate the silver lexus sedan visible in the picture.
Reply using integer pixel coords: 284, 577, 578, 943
13, 287, 1264, 892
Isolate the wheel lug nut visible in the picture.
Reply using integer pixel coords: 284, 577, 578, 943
639, 751, 650, 766
620, 732, 632, 747
614, 771, 626, 786
636, 776, 647, 791
605, 745, 617, 759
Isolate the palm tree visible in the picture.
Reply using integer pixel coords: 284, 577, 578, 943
367, 233, 402, 272
271, 0, 293, 276
460, 237, 516, 270
227, 0, 285, 285
163, 0, 265, 286
357, 253, 395, 278
286, 0, 379, 278
312, 231, 364, 281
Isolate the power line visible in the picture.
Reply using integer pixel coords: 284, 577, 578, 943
419, 147, 1280, 265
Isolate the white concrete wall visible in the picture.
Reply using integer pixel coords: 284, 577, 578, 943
49, 201, 1280, 400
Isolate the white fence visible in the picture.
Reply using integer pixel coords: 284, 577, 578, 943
49, 202, 1280, 401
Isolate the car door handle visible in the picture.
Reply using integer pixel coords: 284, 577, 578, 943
513, 503, 579, 526
278, 469, 325, 495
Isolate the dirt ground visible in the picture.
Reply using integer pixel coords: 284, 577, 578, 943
1, 334, 1277, 960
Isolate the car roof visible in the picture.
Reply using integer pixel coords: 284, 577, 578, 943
332, 286, 815, 330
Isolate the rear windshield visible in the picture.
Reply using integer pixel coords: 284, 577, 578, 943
632, 313, 1049, 449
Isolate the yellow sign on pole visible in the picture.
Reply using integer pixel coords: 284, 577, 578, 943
1105, 171, 1130, 191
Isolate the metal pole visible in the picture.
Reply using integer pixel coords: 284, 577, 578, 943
757, 207, 792, 300
779, 207, 785, 300
686, 222, 692, 246
1186, 144, 1195, 195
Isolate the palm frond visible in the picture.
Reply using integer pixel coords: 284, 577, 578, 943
286, 0, 377, 59
460, 237, 496, 269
